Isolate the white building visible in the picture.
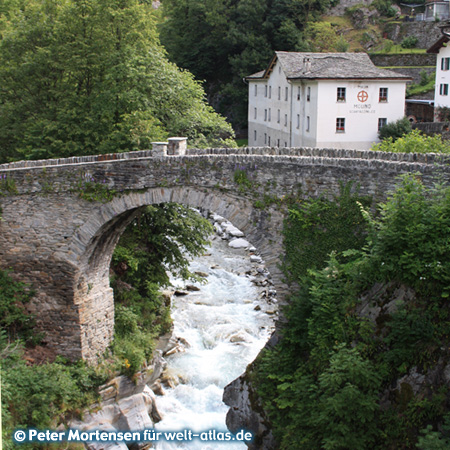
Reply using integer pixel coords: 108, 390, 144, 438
427, 34, 450, 116
246, 52, 409, 150
423, 0, 449, 21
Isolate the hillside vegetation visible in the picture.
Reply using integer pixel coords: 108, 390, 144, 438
0, 0, 235, 164
253, 175, 450, 449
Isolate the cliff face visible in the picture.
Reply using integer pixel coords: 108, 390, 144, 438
223, 366, 276, 450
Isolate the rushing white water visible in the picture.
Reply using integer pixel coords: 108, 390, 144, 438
154, 237, 276, 450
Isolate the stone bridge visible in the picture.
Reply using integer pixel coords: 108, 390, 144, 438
1, 146, 448, 363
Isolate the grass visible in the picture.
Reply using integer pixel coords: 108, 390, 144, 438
371, 45, 427, 55
236, 138, 248, 147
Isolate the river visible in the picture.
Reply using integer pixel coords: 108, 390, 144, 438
154, 234, 277, 450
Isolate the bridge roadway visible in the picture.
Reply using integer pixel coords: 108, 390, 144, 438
0, 147, 448, 362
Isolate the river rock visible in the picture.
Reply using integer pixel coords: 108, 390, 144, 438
117, 391, 154, 431
174, 290, 188, 296
185, 284, 200, 291
212, 214, 226, 224
250, 255, 262, 263
194, 271, 208, 278
222, 222, 245, 237
228, 238, 250, 249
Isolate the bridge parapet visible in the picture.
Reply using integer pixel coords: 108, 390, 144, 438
1, 146, 448, 171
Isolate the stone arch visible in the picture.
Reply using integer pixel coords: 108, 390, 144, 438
65, 187, 284, 362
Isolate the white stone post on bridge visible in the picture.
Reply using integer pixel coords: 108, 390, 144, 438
167, 137, 187, 155
151, 142, 168, 156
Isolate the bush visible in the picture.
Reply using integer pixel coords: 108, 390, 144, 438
378, 117, 412, 141
401, 36, 419, 49
383, 39, 394, 52
373, 129, 450, 153
0, 269, 38, 344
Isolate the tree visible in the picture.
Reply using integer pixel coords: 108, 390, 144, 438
159, 0, 333, 128
377, 117, 412, 142
111, 203, 213, 332
0, 0, 234, 163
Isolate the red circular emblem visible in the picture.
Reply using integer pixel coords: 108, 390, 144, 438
357, 90, 369, 103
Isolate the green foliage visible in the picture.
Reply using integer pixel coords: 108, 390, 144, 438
0, 270, 37, 343
0, 0, 234, 163
383, 306, 435, 373
315, 345, 381, 449
334, 35, 350, 52
373, 129, 450, 153
253, 175, 450, 449
1, 344, 107, 449
0, 173, 18, 195
111, 203, 212, 372
378, 117, 412, 141
363, 175, 450, 298
417, 416, 450, 450
112, 305, 156, 375
112, 203, 212, 289
282, 182, 370, 283
305, 22, 339, 52
383, 39, 394, 52
159, 0, 333, 127
372, 0, 397, 17
233, 168, 253, 191
74, 174, 117, 203
401, 36, 419, 49
407, 72, 435, 97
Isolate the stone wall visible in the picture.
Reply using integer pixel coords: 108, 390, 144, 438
1, 148, 449, 362
369, 53, 436, 68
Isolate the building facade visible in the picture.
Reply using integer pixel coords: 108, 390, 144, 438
427, 34, 450, 118
247, 52, 409, 150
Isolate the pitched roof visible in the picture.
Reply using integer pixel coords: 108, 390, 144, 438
246, 52, 410, 81
427, 35, 449, 53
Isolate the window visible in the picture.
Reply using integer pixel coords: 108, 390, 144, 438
297, 86, 301, 101
307, 86, 311, 102
306, 116, 310, 132
337, 87, 346, 102
277, 139, 280, 147
296, 114, 300, 129
254, 130, 257, 142
264, 109, 267, 121
285, 142, 287, 147
284, 114, 288, 127
278, 86, 281, 100
285, 86, 289, 101
378, 118, 387, 131
379, 87, 388, 102
268, 108, 271, 122
254, 108, 257, 120
254, 85, 257, 96
269, 86, 272, 99
268, 136, 271, 146
442, 58, 450, 71
336, 118, 345, 133
265, 85, 268, 98
440, 84, 449, 96
264, 133, 267, 145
